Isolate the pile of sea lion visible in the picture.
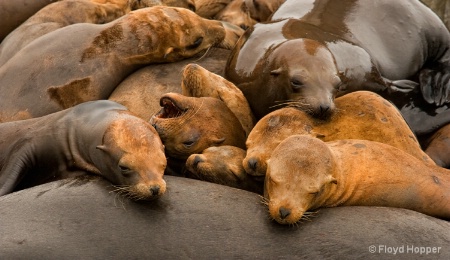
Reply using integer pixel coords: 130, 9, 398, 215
1, 0, 450, 258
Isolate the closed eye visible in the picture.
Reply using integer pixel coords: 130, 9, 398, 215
309, 191, 319, 196
187, 37, 203, 50
291, 79, 304, 92
183, 140, 196, 148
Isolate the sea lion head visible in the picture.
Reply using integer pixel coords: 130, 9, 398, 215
244, 0, 285, 22
185, 146, 262, 193
265, 135, 337, 225
150, 93, 247, 160
244, 107, 311, 178
263, 38, 341, 119
128, 7, 243, 63
95, 114, 167, 200
214, 0, 257, 31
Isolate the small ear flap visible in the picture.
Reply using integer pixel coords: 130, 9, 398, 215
329, 176, 338, 185
270, 68, 282, 76
96, 145, 108, 152
164, 47, 174, 59
213, 137, 226, 145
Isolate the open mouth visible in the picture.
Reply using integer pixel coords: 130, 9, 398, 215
153, 96, 186, 119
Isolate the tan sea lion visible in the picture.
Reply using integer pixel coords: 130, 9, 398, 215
150, 93, 247, 160
225, 0, 450, 136
214, 0, 256, 30
0, 100, 167, 200
108, 48, 231, 120
0, 6, 243, 123
0, 0, 142, 66
265, 135, 450, 224
244, 0, 285, 22
422, 123, 450, 168
185, 146, 262, 193
195, 0, 232, 18
181, 63, 255, 136
244, 91, 434, 178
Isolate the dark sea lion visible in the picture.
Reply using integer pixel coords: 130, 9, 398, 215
244, 91, 434, 178
0, 6, 243, 123
108, 48, 231, 120
185, 146, 262, 193
265, 135, 450, 224
150, 93, 247, 160
0, 100, 167, 200
1, 176, 449, 259
225, 0, 450, 135
0, 0, 59, 42
0, 0, 143, 66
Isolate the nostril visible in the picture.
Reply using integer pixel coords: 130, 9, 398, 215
313, 104, 332, 120
149, 186, 160, 196
193, 155, 204, 168
279, 207, 291, 219
240, 24, 249, 30
320, 104, 330, 113
247, 158, 258, 171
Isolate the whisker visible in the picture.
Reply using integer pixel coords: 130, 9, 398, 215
194, 46, 211, 62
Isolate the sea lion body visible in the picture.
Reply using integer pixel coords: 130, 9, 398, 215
0, 100, 167, 200
0, 0, 143, 66
225, 0, 450, 134
0, 6, 242, 123
265, 135, 450, 224
0, 0, 59, 42
244, 91, 434, 177
422, 123, 450, 168
2, 176, 450, 259
108, 48, 231, 120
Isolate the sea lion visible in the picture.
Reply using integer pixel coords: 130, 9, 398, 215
0, 0, 59, 42
214, 0, 256, 30
244, 91, 434, 178
108, 48, 231, 120
265, 135, 450, 224
422, 123, 450, 168
2, 176, 450, 259
0, 0, 143, 66
0, 6, 243, 123
150, 93, 247, 160
225, 0, 450, 134
180, 63, 255, 136
185, 146, 262, 193
244, 0, 285, 22
0, 100, 167, 200
195, 0, 232, 18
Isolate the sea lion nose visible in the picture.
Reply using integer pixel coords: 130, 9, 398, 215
193, 155, 204, 168
149, 186, 160, 196
247, 157, 258, 171
313, 104, 332, 120
279, 207, 291, 219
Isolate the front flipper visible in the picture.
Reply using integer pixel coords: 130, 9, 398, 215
419, 65, 450, 106
0, 149, 32, 196
390, 80, 419, 93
